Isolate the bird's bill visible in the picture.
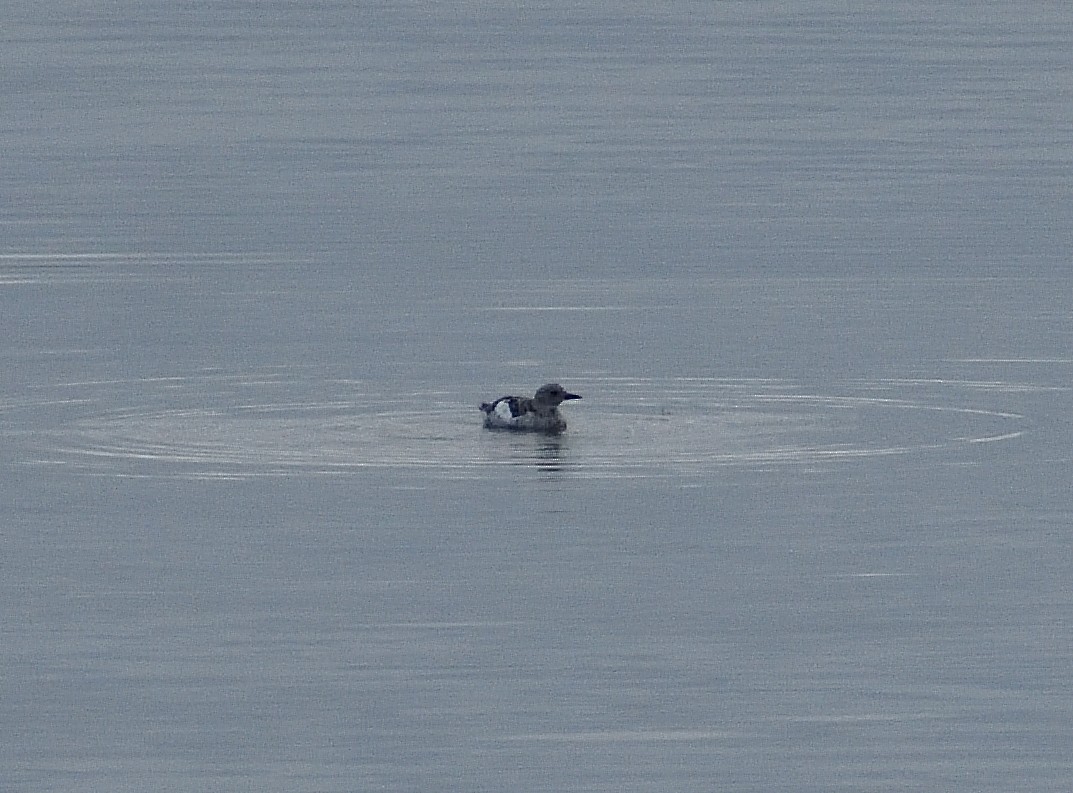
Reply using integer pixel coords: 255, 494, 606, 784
563, 393, 581, 401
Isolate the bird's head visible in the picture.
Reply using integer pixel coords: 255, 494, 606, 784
534, 383, 582, 407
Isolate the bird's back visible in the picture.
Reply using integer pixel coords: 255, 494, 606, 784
480, 395, 565, 432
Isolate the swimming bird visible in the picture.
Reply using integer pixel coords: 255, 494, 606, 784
479, 383, 582, 433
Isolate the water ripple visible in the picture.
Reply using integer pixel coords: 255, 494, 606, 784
11, 370, 1026, 481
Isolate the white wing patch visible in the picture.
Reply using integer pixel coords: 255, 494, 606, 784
493, 400, 516, 422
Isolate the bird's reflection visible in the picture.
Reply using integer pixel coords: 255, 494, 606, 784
498, 431, 569, 473
532, 435, 566, 472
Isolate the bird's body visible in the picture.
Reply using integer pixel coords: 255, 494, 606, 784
480, 383, 581, 433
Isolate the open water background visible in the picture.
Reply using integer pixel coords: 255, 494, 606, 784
3, 3, 1073, 791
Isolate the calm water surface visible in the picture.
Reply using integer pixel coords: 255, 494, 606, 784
3, 3, 1073, 792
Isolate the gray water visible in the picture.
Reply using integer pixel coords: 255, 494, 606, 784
3, 3, 1073, 791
